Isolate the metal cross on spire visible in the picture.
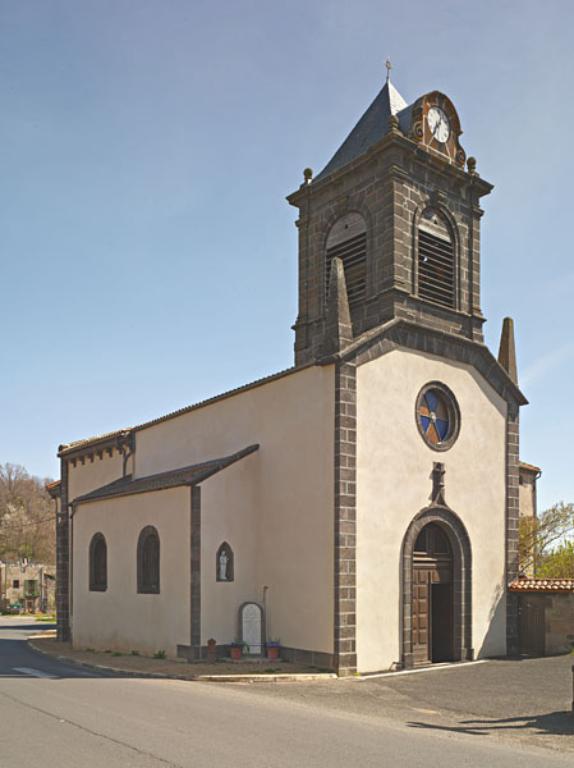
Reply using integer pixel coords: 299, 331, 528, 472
385, 58, 392, 83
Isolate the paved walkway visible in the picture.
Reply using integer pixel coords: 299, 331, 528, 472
234, 655, 574, 754
29, 637, 332, 680
3, 619, 571, 767
12, 618, 574, 756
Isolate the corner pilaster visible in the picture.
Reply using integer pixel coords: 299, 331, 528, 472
506, 403, 520, 655
190, 485, 202, 660
56, 458, 70, 641
334, 362, 357, 675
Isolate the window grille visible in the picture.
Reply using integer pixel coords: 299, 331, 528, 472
89, 533, 107, 591
137, 526, 160, 594
417, 210, 455, 309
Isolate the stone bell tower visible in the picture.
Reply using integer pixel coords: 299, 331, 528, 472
287, 68, 494, 366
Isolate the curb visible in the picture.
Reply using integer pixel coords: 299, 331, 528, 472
27, 640, 337, 683
195, 673, 336, 682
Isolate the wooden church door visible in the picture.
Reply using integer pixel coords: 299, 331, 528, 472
412, 524, 453, 665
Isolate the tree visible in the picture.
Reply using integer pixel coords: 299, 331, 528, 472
0, 464, 56, 563
537, 541, 574, 579
519, 501, 574, 578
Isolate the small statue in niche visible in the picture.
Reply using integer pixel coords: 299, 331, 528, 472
219, 549, 228, 580
217, 544, 233, 581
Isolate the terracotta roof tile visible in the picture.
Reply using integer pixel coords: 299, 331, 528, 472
509, 578, 574, 593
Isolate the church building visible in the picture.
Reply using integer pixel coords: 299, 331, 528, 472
53, 71, 532, 675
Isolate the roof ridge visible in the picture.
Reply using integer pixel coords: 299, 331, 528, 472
314, 79, 409, 182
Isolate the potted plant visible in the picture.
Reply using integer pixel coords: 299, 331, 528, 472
266, 639, 281, 661
229, 641, 244, 661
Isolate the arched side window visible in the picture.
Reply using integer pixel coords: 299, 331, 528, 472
137, 526, 160, 594
417, 208, 455, 309
325, 212, 367, 308
89, 533, 107, 592
216, 542, 234, 582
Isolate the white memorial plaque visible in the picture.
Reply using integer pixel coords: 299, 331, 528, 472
241, 603, 262, 655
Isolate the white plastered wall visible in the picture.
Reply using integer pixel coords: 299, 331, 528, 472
356, 348, 508, 673
200, 455, 259, 645
68, 449, 126, 500
72, 486, 190, 658
136, 365, 335, 655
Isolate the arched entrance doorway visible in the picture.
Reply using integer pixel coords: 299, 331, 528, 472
413, 523, 453, 665
401, 508, 472, 669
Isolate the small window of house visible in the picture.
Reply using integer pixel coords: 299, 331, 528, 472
417, 208, 455, 308
12, 580, 20, 589
137, 526, 160, 594
89, 533, 108, 592
325, 212, 367, 308
216, 542, 234, 582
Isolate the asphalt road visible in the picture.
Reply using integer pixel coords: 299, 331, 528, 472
0, 618, 571, 768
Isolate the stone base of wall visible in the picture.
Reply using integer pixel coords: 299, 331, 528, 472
177, 643, 335, 670
280, 646, 335, 671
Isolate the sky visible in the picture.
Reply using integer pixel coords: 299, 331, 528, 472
0, 0, 572, 511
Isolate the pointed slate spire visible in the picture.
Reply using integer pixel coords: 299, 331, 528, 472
498, 317, 518, 385
315, 76, 408, 182
323, 257, 353, 355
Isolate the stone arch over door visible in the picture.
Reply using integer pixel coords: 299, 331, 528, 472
401, 506, 472, 669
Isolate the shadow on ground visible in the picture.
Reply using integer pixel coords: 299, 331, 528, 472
408, 710, 574, 738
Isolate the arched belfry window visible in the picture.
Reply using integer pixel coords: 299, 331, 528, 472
137, 526, 160, 594
216, 542, 234, 582
325, 212, 366, 308
417, 208, 455, 309
89, 533, 107, 592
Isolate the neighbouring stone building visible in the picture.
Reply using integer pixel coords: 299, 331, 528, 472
0, 561, 55, 613
53, 71, 540, 674
519, 462, 542, 521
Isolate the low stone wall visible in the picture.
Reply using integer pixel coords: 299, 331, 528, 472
545, 593, 574, 655
518, 592, 574, 655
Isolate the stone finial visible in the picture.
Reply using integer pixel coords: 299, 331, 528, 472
498, 317, 518, 385
303, 167, 313, 184
467, 156, 477, 175
389, 114, 400, 133
323, 257, 353, 356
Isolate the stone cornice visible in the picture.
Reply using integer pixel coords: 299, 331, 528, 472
287, 132, 493, 208
321, 317, 527, 407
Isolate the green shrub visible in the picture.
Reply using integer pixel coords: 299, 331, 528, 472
153, 650, 166, 659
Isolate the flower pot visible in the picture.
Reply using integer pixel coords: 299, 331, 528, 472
230, 646, 242, 661
266, 645, 280, 661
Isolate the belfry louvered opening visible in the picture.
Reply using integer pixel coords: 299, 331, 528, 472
325, 212, 367, 308
417, 209, 455, 309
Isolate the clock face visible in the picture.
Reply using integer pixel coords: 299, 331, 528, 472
427, 106, 450, 144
